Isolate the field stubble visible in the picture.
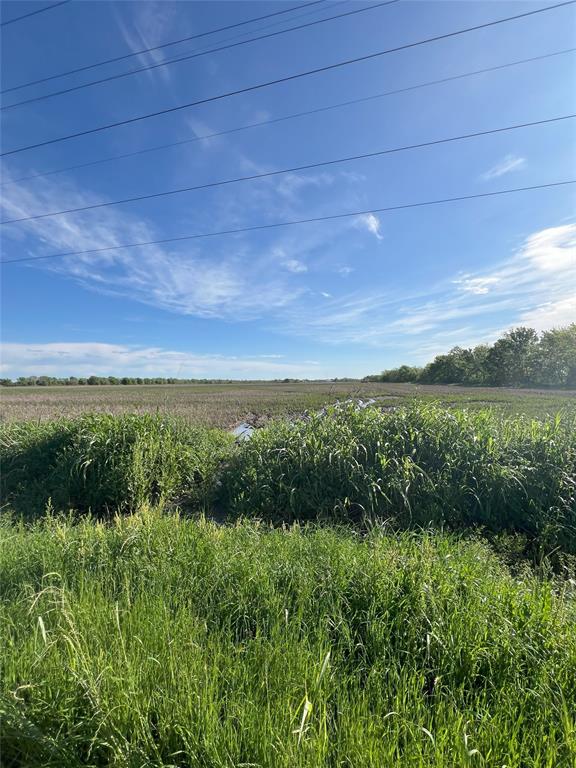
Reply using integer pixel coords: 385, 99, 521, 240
1, 381, 574, 426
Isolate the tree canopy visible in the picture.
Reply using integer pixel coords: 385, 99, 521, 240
365, 324, 576, 388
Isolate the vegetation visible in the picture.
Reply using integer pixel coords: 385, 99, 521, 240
0, 376, 308, 387
222, 404, 576, 554
0, 414, 232, 519
366, 324, 576, 388
2, 379, 575, 426
2, 404, 575, 555
2, 515, 576, 768
1, 392, 575, 765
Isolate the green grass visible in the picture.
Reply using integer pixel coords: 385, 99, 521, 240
2, 405, 575, 555
1, 514, 575, 767
221, 404, 576, 554
0, 413, 233, 519
2, 402, 575, 764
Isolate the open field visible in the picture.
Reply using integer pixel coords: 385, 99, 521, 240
1, 381, 574, 425
1, 395, 575, 766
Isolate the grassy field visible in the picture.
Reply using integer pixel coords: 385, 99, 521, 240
2, 515, 576, 768
1, 390, 575, 766
1, 380, 574, 426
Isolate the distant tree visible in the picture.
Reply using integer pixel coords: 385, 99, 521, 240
381, 365, 422, 383
535, 323, 576, 387
485, 327, 539, 386
419, 347, 475, 384
365, 323, 575, 389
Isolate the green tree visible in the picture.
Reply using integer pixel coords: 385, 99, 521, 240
536, 323, 576, 387
485, 327, 539, 386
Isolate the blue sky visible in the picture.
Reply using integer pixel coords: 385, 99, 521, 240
1, 0, 575, 379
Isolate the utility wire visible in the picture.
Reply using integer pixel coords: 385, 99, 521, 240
1, 1, 398, 111
2, 114, 573, 225
1, 0, 572, 158
1, 0, 70, 27
2, 181, 573, 266
3, 48, 573, 187
1, 0, 326, 93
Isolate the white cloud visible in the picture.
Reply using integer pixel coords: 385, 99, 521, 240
454, 276, 500, 295
279, 223, 576, 354
2, 159, 573, 370
282, 258, 308, 274
519, 297, 576, 331
113, 1, 180, 83
356, 213, 383, 240
0, 342, 323, 379
275, 172, 334, 199
0, 175, 305, 321
520, 223, 576, 271
481, 154, 526, 181
185, 117, 224, 150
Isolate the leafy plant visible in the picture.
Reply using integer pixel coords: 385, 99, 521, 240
0, 413, 233, 518
221, 404, 576, 553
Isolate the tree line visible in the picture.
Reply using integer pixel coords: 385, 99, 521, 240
1, 376, 240, 387
0, 376, 310, 387
364, 324, 576, 388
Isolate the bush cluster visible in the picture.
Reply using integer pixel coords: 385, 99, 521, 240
2, 405, 575, 553
0, 413, 232, 518
221, 405, 576, 553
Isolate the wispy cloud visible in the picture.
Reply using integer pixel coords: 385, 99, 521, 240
275, 172, 334, 199
521, 223, 575, 270
453, 276, 500, 295
113, 1, 182, 84
0, 342, 324, 379
279, 223, 576, 356
355, 213, 383, 240
282, 258, 308, 274
2, 166, 572, 365
519, 297, 576, 331
0, 174, 305, 320
481, 154, 526, 181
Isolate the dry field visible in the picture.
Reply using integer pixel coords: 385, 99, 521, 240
1, 381, 573, 426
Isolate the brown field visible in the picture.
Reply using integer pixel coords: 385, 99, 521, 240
1, 381, 574, 427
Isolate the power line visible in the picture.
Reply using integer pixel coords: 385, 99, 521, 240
1, 0, 70, 27
3, 48, 573, 187
1, 1, 573, 158
1, 0, 326, 92
1, 1, 398, 111
2, 114, 573, 225
2, 181, 573, 266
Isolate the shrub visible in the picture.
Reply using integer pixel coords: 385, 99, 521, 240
220, 405, 576, 552
0, 413, 233, 518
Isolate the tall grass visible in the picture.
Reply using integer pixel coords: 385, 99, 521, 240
0, 413, 233, 518
221, 404, 576, 553
1, 514, 575, 767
